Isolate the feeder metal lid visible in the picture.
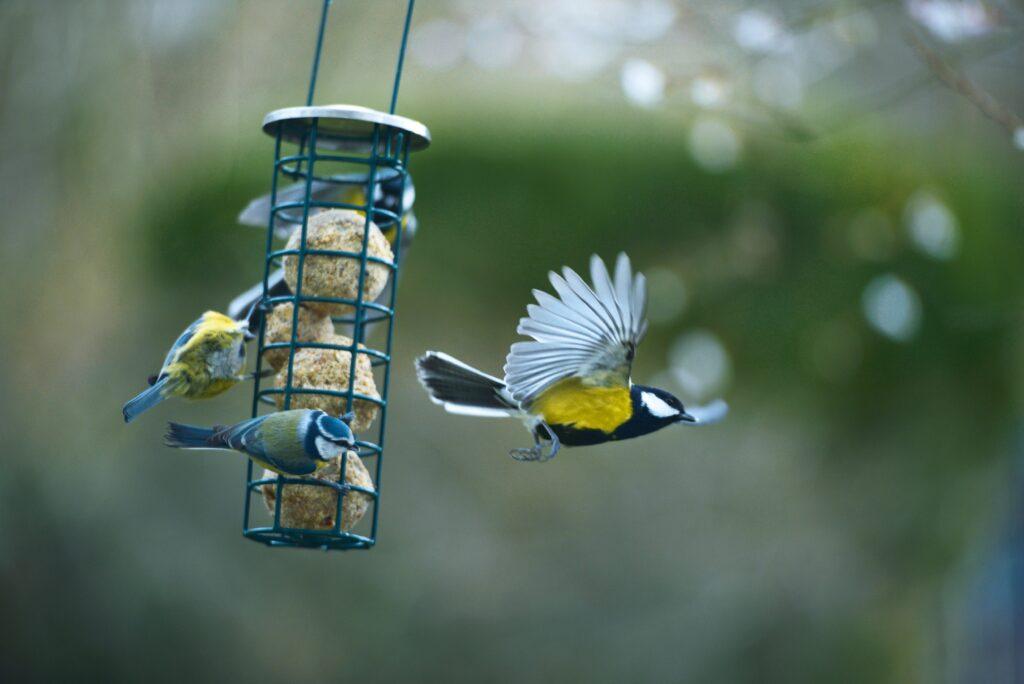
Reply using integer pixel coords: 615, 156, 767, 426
263, 104, 431, 152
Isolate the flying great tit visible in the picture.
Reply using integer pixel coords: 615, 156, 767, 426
123, 311, 253, 423
164, 409, 356, 486
415, 254, 728, 461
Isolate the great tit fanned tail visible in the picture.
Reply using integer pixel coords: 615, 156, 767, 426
164, 421, 220, 450
415, 351, 517, 417
123, 376, 174, 423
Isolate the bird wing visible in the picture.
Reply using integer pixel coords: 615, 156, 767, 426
215, 415, 272, 459
237, 179, 337, 232
216, 414, 319, 476
504, 253, 648, 406
159, 316, 204, 373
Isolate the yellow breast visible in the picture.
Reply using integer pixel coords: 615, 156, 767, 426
529, 377, 632, 434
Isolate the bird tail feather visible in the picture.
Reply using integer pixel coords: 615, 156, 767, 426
123, 376, 173, 423
415, 351, 517, 417
164, 422, 220, 450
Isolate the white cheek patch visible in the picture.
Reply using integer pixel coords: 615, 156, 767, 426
641, 391, 679, 419
315, 437, 344, 460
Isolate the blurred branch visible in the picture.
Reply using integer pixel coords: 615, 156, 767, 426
906, 29, 1023, 138
816, 34, 1021, 138
782, 0, 891, 32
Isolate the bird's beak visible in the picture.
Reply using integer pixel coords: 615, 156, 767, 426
677, 410, 696, 424
242, 325, 256, 341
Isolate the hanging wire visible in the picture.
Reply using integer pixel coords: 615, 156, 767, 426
306, 0, 333, 106
390, 0, 415, 114
304, 0, 415, 112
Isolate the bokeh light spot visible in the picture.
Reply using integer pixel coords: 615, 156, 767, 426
646, 267, 689, 323
862, 274, 922, 342
689, 117, 741, 172
669, 330, 732, 400
411, 19, 465, 71
904, 190, 960, 260
621, 58, 666, 108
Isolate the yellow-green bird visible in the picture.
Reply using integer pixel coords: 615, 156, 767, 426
415, 253, 728, 461
123, 311, 253, 423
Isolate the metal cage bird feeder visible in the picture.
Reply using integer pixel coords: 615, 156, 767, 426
242, 0, 429, 551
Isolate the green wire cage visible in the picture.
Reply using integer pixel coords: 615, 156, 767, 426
242, 0, 430, 551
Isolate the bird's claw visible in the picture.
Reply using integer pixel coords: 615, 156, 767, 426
509, 446, 542, 462
509, 421, 561, 462
508, 442, 558, 463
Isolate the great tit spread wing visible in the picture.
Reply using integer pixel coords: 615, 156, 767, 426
504, 253, 648, 406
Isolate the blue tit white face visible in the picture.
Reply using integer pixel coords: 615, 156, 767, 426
640, 388, 695, 424
313, 412, 355, 461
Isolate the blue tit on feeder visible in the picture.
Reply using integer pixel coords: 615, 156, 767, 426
415, 254, 729, 462
123, 311, 253, 423
165, 409, 356, 482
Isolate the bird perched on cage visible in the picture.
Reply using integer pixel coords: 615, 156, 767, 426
236, 172, 416, 249
415, 254, 728, 461
123, 311, 254, 423
164, 409, 356, 485
228, 174, 416, 330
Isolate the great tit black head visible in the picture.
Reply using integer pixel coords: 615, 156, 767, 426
636, 386, 696, 424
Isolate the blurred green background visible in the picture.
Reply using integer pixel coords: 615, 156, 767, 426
1, 1, 1023, 681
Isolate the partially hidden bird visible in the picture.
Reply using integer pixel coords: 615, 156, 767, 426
415, 253, 728, 461
236, 172, 416, 248
122, 311, 253, 423
229, 173, 416, 331
164, 409, 356, 488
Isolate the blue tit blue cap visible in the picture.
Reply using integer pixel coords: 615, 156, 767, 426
316, 413, 354, 444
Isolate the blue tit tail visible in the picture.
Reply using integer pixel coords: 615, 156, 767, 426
164, 422, 218, 449
123, 376, 174, 423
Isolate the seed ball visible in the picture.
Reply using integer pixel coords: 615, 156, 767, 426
283, 209, 394, 317
261, 303, 335, 371
273, 334, 380, 431
261, 452, 374, 531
